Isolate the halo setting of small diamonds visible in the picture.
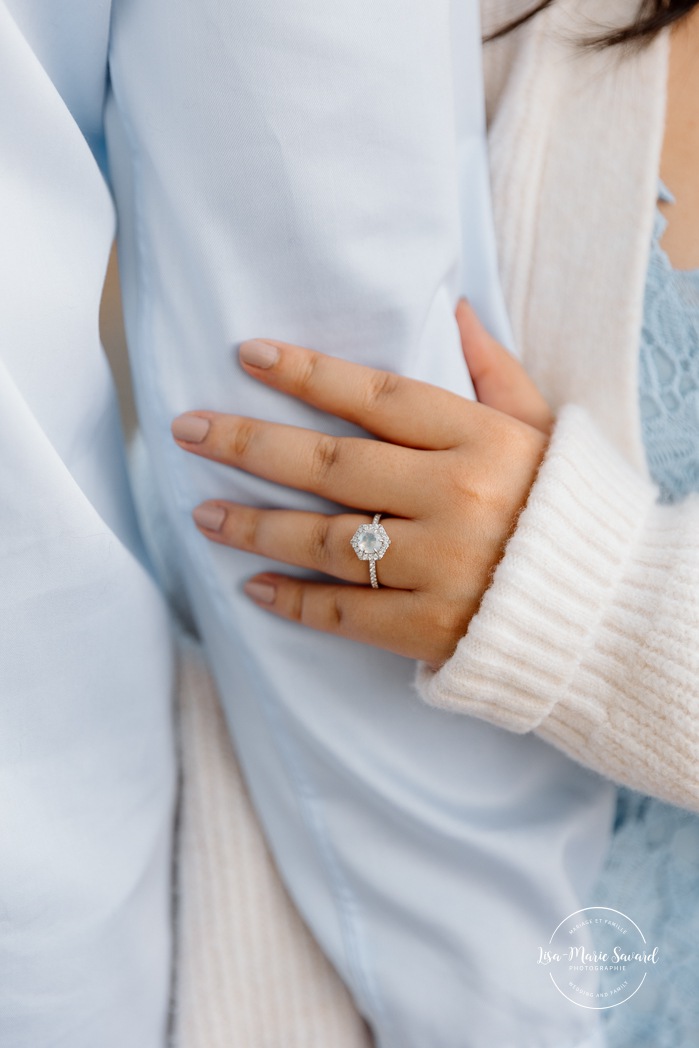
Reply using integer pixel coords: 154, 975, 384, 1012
350, 514, 390, 588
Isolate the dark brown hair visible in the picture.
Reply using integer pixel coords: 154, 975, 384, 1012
487, 0, 699, 48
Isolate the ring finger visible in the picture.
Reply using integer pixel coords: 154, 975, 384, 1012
192, 502, 424, 590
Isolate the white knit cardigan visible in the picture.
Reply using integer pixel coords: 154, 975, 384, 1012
173, 4, 698, 1042
418, 0, 699, 815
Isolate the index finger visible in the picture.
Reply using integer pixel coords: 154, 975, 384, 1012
237, 337, 489, 450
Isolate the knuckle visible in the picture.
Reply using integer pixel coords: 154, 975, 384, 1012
426, 598, 463, 655
295, 351, 321, 396
288, 581, 305, 624
442, 448, 505, 513
440, 454, 486, 505
499, 418, 530, 455
231, 419, 256, 459
240, 508, 262, 551
310, 434, 342, 485
297, 586, 343, 630
308, 516, 333, 567
362, 369, 401, 415
326, 591, 344, 630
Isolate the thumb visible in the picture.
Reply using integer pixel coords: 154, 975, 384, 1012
456, 298, 555, 435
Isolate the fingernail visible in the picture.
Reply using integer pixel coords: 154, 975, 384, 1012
239, 339, 279, 369
244, 580, 276, 604
193, 504, 226, 532
172, 414, 211, 443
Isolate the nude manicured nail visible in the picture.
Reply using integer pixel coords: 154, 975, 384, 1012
244, 580, 277, 604
193, 504, 226, 532
172, 414, 211, 443
239, 340, 279, 369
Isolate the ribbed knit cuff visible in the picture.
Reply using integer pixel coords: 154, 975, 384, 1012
415, 403, 658, 733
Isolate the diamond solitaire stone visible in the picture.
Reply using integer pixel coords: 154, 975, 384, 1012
350, 519, 391, 562
357, 530, 381, 554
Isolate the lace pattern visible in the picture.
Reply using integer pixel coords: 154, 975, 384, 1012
638, 182, 699, 502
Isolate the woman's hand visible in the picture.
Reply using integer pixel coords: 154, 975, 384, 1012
172, 301, 554, 666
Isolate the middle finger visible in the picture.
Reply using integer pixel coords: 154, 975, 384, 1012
172, 412, 429, 517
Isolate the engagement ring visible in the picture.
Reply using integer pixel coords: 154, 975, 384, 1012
350, 513, 391, 589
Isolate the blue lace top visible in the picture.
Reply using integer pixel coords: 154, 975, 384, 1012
639, 182, 699, 501
592, 182, 699, 1046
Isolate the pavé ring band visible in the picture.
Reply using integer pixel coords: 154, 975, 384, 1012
350, 513, 391, 589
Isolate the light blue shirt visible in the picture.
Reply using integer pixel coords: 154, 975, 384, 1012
0, 2, 614, 1045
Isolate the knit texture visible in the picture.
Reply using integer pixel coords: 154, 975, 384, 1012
416, 404, 699, 810
172, 635, 372, 1048
415, 1, 699, 813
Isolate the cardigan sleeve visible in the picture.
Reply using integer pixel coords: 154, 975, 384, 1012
415, 402, 699, 813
